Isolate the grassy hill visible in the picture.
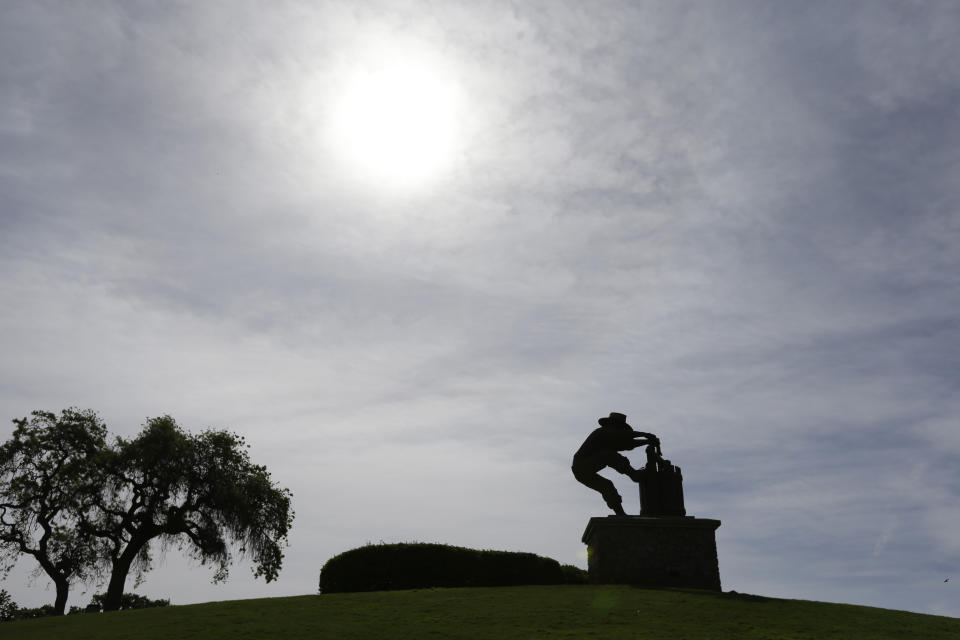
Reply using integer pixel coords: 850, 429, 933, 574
2, 585, 957, 639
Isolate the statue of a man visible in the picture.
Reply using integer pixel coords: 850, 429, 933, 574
572, 412, 658, 516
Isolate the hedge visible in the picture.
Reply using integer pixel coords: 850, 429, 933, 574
319, 542, 587, 593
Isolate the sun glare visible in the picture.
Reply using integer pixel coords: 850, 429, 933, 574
330, 62, 460, 188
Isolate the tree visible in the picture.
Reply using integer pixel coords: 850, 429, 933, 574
0, 409, 106, 615
85, 416, 294, 611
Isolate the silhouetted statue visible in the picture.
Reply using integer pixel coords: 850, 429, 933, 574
571, 412, 658, 516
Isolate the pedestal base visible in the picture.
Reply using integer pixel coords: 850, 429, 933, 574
581, 516, 721, 590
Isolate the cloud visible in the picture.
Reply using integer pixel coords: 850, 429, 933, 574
1, 0, 959, 617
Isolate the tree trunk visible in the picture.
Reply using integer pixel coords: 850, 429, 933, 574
53, 577, 69, 615
34, 553, 70, 615
103, 542, 144, 611
103, 561, 131, 611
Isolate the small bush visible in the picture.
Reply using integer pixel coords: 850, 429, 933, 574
319, 542, 573, 593
87, 592, 171, 611
12, 604, 56, 619
0, 590, 17, 622
560, 563, 589, 584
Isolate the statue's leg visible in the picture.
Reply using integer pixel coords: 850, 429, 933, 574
573, 466, 626, 515
598, 481, 627, 516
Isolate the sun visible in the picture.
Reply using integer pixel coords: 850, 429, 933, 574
329, 62, 460, 188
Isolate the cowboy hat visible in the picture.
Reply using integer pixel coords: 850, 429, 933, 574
598, 412, 629, 427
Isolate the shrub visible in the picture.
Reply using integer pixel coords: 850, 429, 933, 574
13, 604, 56, 619
0, 591, 67, 621
87, 592, 171, 611
560, 563, 589, 584
0, 590, 16, 622
319, 542, 572, 593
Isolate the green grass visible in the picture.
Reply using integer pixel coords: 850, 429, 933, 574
2, 585, 957, 639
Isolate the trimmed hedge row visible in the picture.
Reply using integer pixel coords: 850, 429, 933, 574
319, 542, 587, 593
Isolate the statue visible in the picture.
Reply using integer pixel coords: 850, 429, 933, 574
572, 412, 686, 516
571, 412, 658, 516
576, 413, 716, 590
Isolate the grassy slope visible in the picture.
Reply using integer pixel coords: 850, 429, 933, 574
2, 585, 958, 640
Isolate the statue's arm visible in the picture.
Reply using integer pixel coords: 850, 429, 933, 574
624, 435, 658, 450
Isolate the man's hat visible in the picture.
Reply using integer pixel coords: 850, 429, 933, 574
598, 412, 629, 427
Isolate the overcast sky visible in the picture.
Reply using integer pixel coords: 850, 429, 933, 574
2, 0, 959, 619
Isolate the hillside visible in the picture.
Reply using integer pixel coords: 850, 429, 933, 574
1, 585, 956, 640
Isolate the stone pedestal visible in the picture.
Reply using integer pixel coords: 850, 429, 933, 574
581, 516, 721, 590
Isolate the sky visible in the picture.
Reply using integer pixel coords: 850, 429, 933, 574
1, 0, 959, 619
